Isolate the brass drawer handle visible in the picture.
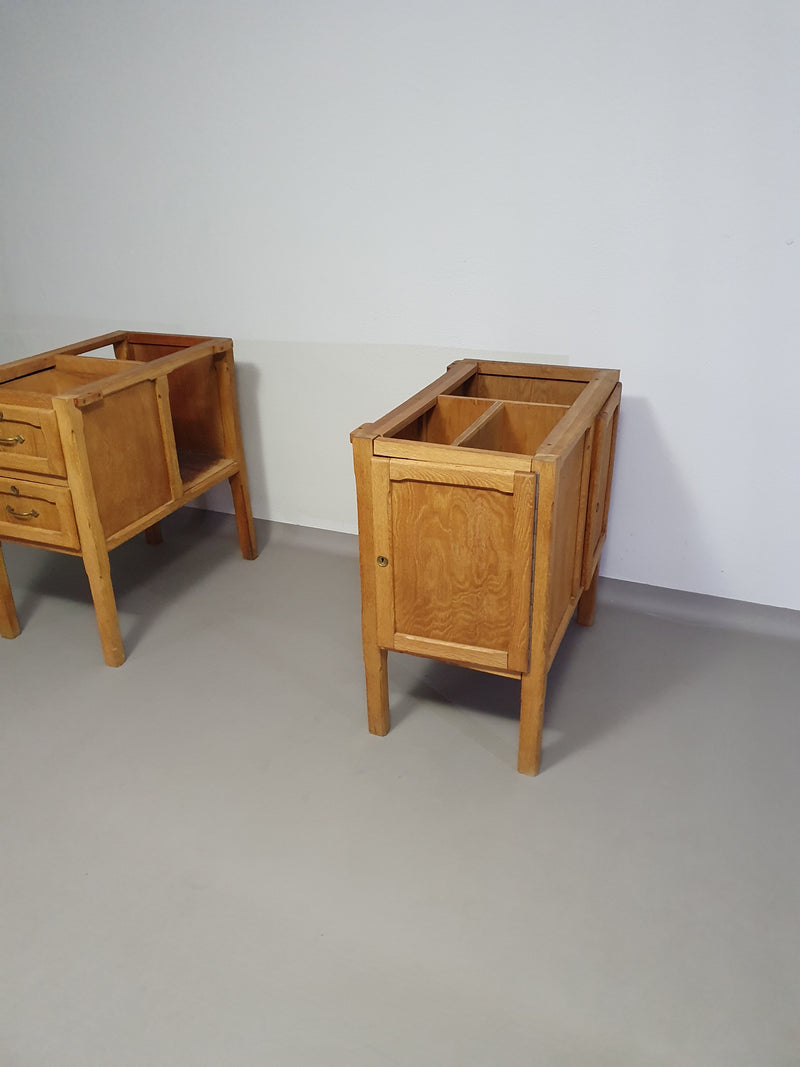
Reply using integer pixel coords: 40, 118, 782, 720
5, 504, 39, 520
0, 434, 24, 446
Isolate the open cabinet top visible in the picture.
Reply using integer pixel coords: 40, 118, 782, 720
0, 331, 233, 410
352, 359, 620, 468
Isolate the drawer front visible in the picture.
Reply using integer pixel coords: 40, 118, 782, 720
0, 405, 66, 477
0, 477, 79, 549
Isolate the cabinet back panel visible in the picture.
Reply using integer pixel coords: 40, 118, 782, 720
166, 358, 226, 457
126, 342, 185, 362
463, 374, 586, 406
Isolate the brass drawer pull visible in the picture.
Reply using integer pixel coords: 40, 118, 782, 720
5, 504, 39, 520
0, 433, 24, 446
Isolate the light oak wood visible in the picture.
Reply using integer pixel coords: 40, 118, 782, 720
352, 435, 390, 735
215, 350, 257, 560
363, 361, 479, 439
393, 633, 509, 670
0, 541, 20, 639
393, 394, 496, 445
451, 400, 505, 449
388, 459, 517, 492
351, 359, 621, 775
582, 383, 622, 585
0, 404, 66, 476
0, 475, 79, 550
0, 331, 257, 665
54, 396, 125, 667
373, 436, 533, 471
577, 564, 600, 627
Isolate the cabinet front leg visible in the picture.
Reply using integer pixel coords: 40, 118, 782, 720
82, 544, 125, 667
577, 564, 600, 627
0, 543, 20, 640
518, 662, 547, 775
229, 471, 258, 561
365, 644, 390, 736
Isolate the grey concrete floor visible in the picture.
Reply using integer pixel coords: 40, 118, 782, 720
1, 510, 798, 1066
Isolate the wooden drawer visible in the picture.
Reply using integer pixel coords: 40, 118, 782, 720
0, 404, 66, 477
0, 477, 79, 549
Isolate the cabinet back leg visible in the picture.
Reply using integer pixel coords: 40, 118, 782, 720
229, 471, 258, 560
144, 522, 163, 545
577, 565, 599, 627
0, 544, 20, 639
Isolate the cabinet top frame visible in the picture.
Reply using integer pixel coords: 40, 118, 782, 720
0, 330, 234, 410
351, 358, 620, 467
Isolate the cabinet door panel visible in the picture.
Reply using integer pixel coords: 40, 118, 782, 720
373, 459, 536, 672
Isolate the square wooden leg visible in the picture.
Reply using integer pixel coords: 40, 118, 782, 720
81, 543, 125, 667
577, 564, 600, 627
364, 644, 390, 735
518, 658, 547, 775
0, 543, 20, 640
144, 521, 163, 545
229, 471, 258, 561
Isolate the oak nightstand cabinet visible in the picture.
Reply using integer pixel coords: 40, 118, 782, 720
351, 360, 621, 775
0, 330, 256, 666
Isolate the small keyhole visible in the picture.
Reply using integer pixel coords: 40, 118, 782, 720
377, 556, 389, 568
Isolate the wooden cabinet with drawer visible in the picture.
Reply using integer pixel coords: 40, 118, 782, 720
0, 330, 257, 665
351, 360, 621, 775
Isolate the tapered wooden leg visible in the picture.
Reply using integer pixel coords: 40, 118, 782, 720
365, 645, 390, 735
82, 544, 125, 667
518, 660, 547, 775
229, 471, 257, 560
144, 522, 163, 545
52, 396, 125, 666
577, 564, 599, 627
0, 543, 20, 640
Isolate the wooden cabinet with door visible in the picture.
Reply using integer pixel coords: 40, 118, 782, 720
0, 330, 256, 666
351, 360, 621, 775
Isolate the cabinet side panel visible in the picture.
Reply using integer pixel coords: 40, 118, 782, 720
391, 480, 515, 651
547, 432, 591, 650
464, 375, 585, 405
81, 381, 173, 537
582, 384, 621, 582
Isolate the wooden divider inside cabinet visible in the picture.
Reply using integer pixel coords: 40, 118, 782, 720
351, 359, 621, 775
0, 330, 257, 666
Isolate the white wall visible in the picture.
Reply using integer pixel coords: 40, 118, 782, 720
2, 1, 799, 609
